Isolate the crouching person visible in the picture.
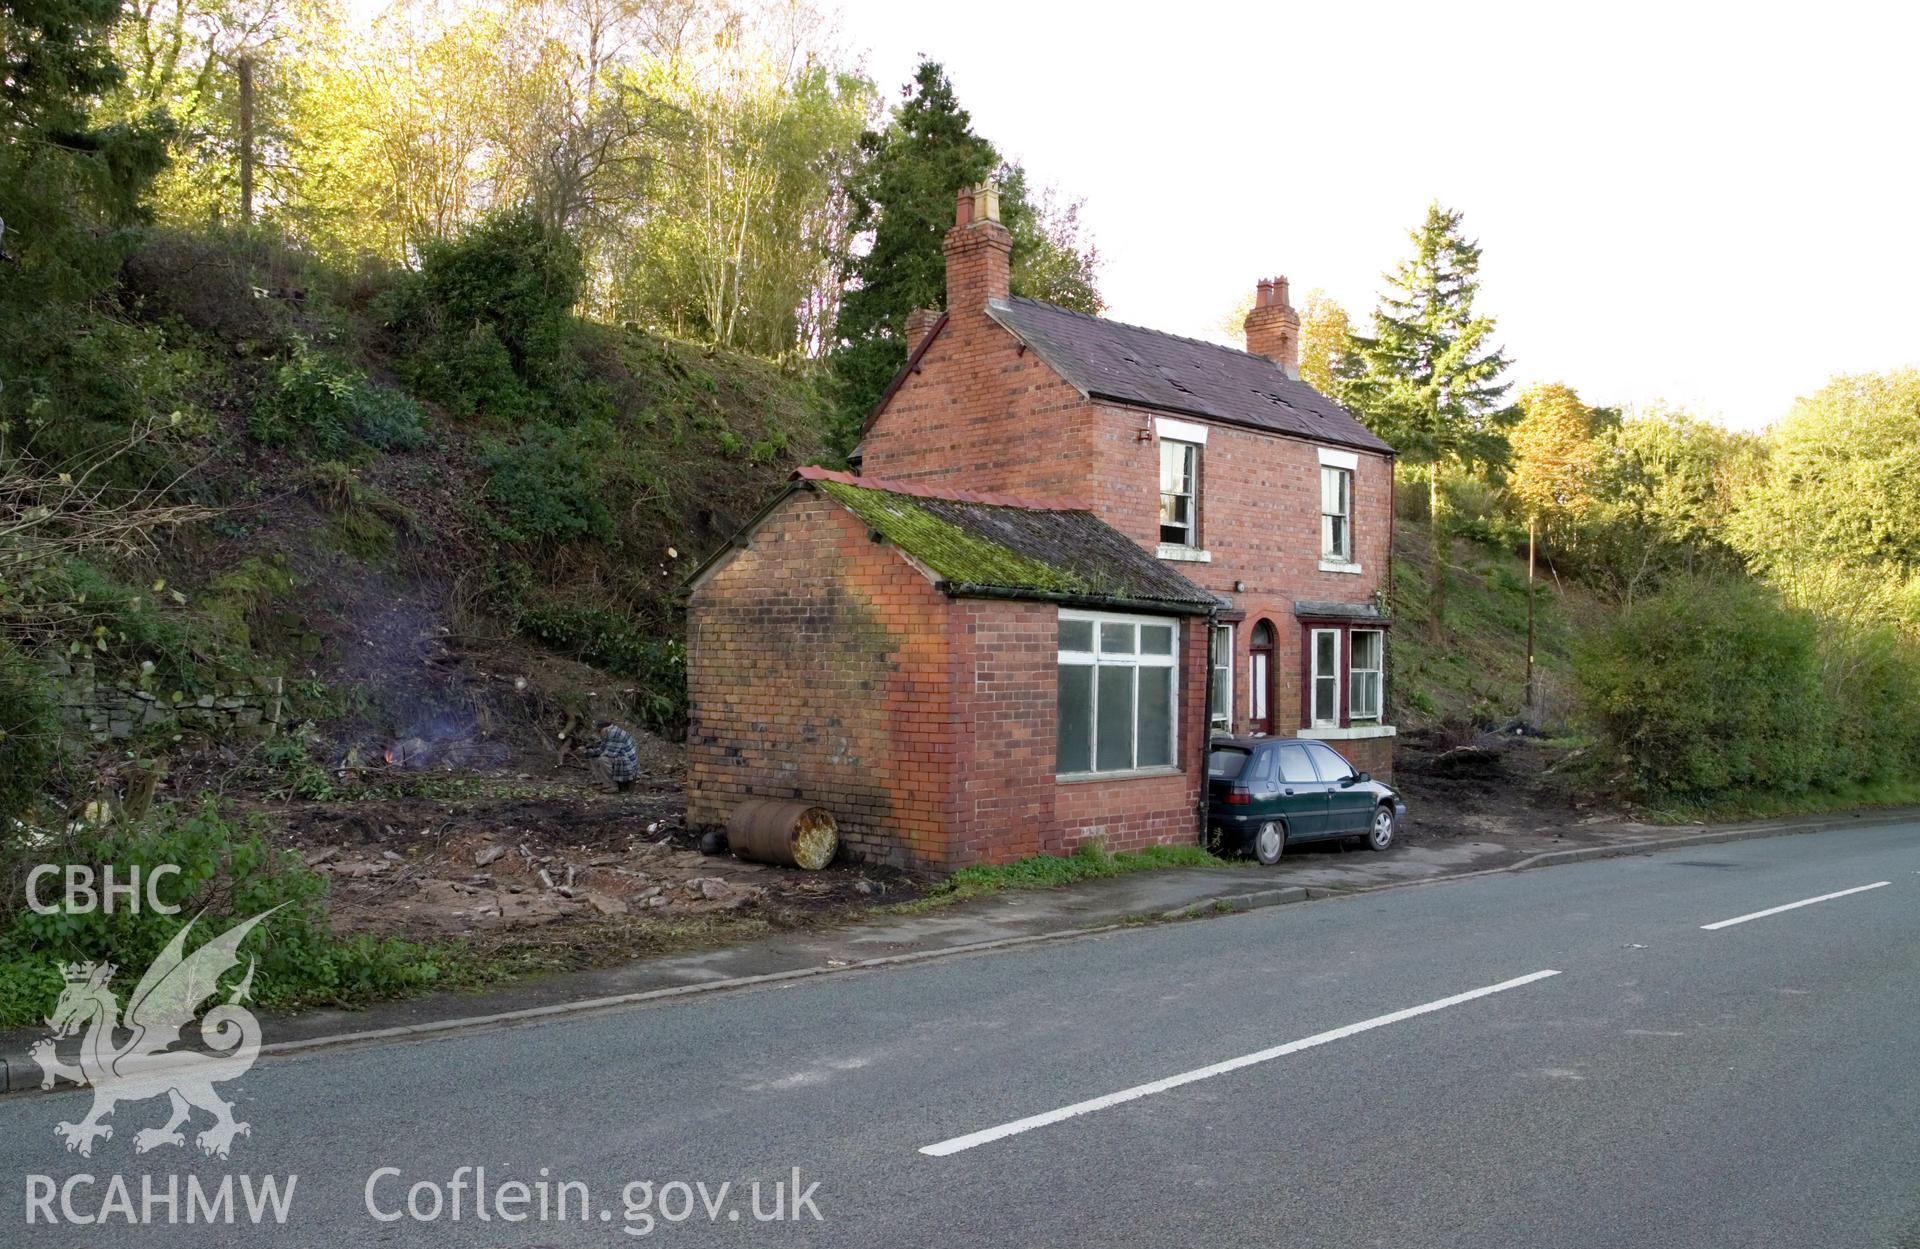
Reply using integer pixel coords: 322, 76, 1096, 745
585, 718, 639, 793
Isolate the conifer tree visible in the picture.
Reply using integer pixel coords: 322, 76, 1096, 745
826, 60, 1100, 456
1338, 202, 1515, 631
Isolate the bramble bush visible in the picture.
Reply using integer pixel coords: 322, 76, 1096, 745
0, 801, 453, 1027
1573, 577, 1920, 801
481, 422, 616, 544
250, 343, 427, 456
0, 643, 60, 828
386, 209, 609, 425
516, 601, 687, 734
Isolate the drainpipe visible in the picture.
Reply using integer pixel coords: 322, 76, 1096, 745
1199, 605, 1220, 850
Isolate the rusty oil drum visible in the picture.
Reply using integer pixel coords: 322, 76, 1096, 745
725, 800, 838, 870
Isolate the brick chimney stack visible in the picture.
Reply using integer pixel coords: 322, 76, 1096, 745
944, 180, 1011, 316
1244, 275, 1301, 376
903, 307, 941, 352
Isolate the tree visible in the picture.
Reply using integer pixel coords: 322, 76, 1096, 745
1001, 166, 1102, 315
1728, 369, 1920, 632
1575, 406, 1761, 603
283, 6, 498, 263
827, 60, 996, 443
1511, 382, 1598, 707
1338, 203, 1515, 633
102, 0, 291, 227
827, 60, 1102, 452
1296, 289, 1351, 394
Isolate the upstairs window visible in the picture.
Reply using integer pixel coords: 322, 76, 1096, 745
1321, 465, 1353, 562
1058, 612, 1178, 776
1160, 440, 1199, 548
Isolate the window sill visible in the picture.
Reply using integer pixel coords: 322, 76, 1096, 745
1158, 544, 1212, 563
1056, 765, 1185, 784
1318, 558, 1363, 575
1298, 724, 1397, 741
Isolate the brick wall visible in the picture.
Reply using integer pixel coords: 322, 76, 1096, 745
687, 492, 956, 868
857, 303, 1094, 500
1085, 405, 1393, 739
1313, 732, 1395, 781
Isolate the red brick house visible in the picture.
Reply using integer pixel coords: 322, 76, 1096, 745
686, 182, 1397, 868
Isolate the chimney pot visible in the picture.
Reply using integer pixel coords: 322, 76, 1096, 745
1244, 272, 1301, 372
974, 179, 1001, 224
955, 186, 974, 226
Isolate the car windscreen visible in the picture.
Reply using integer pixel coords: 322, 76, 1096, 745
1207, 747, 1251, 779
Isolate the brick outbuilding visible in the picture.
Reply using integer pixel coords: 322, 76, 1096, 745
686, 468, 1220, 870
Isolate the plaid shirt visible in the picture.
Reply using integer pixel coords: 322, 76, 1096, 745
586, 725, 639, 783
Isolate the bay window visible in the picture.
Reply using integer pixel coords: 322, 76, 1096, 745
1350, 629, 1383, 721
1210, 623, 1233, 733
1310, 628, 1341, 728
1058, 612, 1178, 776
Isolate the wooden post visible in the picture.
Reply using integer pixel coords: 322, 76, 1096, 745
237, 55, 255, 225
1525, 513, 1537, 714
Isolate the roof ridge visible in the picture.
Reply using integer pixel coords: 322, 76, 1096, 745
998, 295, 1289, 374
790, 465, 1089, 513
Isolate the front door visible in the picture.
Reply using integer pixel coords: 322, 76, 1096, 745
1248, 619, 1275, 735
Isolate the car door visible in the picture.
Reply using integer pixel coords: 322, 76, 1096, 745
1271, 742, 1331, 838
1307, 740, 1374, 835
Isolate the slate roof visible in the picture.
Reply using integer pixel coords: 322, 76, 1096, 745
794, 468, 1221, 615
986, 296, 1394, 454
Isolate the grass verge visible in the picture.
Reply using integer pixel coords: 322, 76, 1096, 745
1640, 778, 1920, 826
889, 841, 1227, 915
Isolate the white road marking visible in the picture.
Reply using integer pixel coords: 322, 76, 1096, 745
1700, 881, 1891, 931
918, 969, 1561, 1157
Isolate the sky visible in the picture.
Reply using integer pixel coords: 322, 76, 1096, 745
832, 0, 1920, 429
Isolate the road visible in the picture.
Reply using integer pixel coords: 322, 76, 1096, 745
7, 823, 1919, 1247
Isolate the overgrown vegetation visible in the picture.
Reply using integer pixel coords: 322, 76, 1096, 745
0, 802, 465, 1027
1575, 579, 1920, 805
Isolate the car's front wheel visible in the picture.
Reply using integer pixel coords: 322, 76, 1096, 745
1366, 805, 1395, 852
1253, 821, 1285, 865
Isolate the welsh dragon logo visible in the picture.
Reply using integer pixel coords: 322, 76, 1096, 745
28, 908, 280, 1159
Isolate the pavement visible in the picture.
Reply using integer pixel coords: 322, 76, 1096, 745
1, 806, 1909, 1088
4, 817, 1918, 1245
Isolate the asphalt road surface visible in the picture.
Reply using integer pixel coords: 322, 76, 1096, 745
7, 823, 1918, 1247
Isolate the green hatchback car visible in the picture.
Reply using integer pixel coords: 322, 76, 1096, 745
1207, 737, 1406, 864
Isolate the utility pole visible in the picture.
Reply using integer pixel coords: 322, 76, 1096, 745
237, 54, 256, 226
1525, 513, 1537, 715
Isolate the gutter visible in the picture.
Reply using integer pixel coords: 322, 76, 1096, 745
937, 581, 1217, 617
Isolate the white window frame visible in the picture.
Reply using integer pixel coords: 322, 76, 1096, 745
1318, 447, 1361, 573
1057, 610, 1181, 779
1310, 627, 1342, 729
1158, 438, 1201, 551
1320, 465, 1354, 562
1350, 628, 1383, 722
1210, 623, 1234, 733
